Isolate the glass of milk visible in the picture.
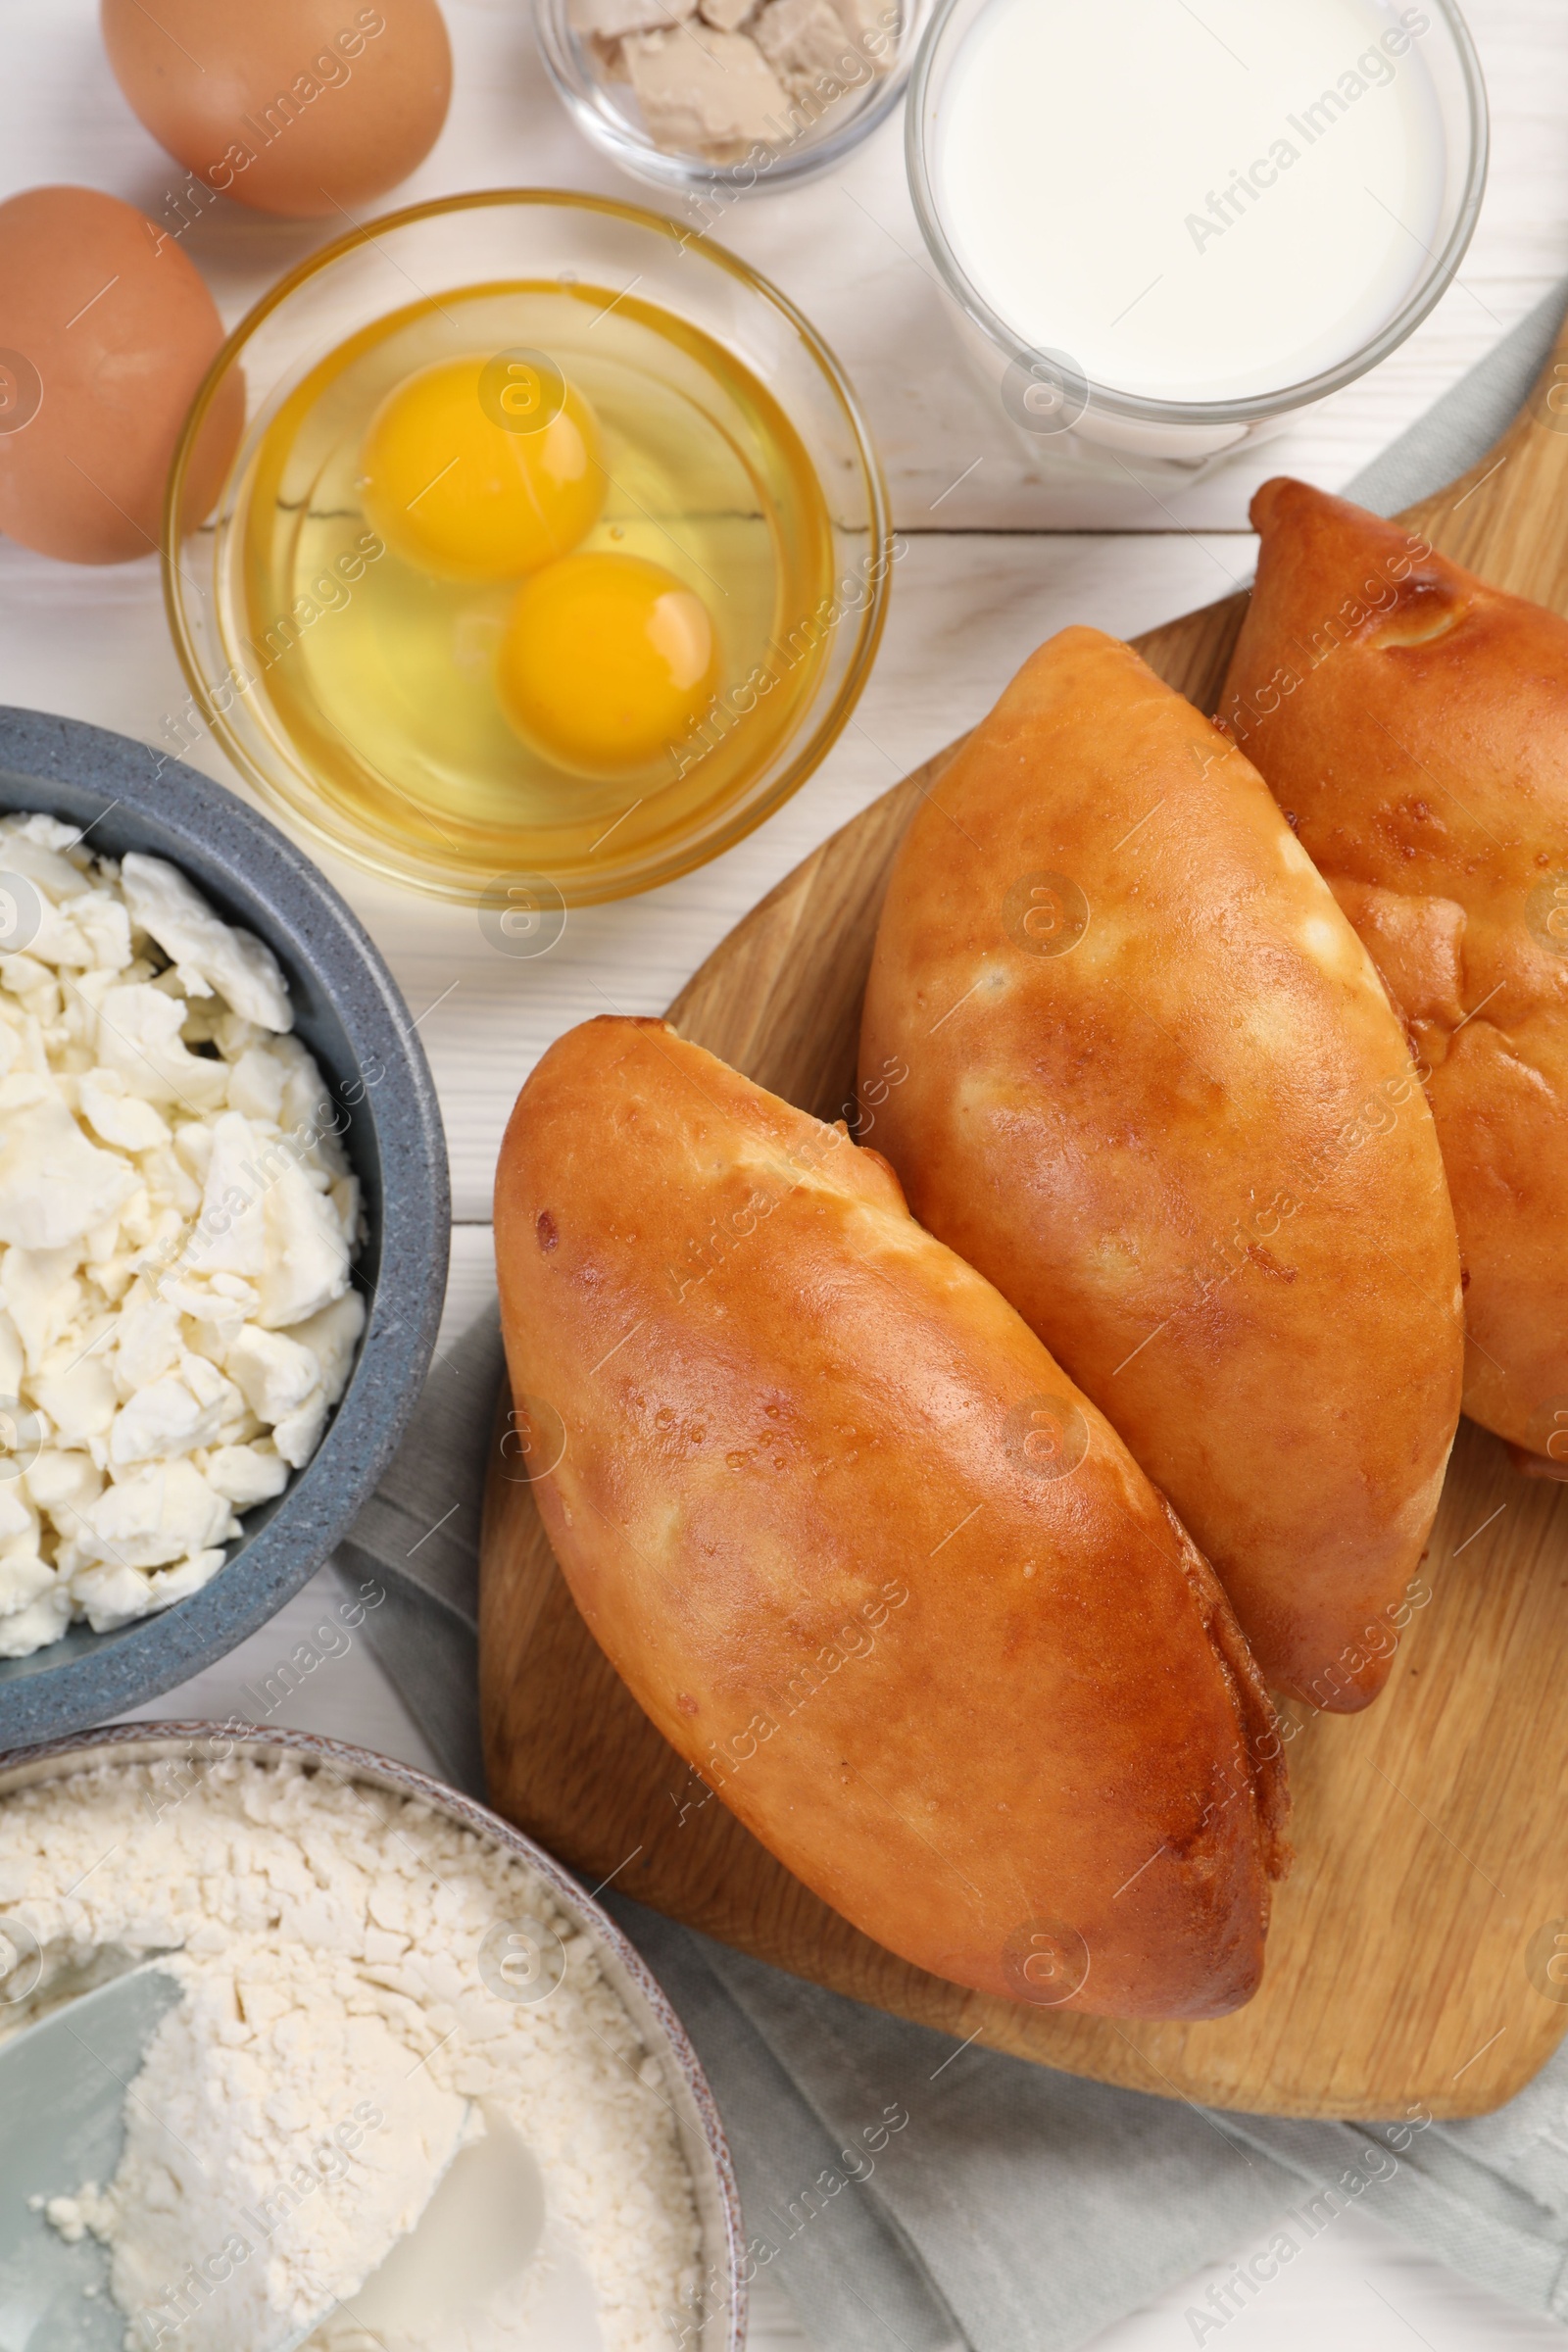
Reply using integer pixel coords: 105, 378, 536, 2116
907, 0, 1488, 477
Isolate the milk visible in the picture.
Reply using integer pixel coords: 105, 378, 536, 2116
929, 0, 1450, 407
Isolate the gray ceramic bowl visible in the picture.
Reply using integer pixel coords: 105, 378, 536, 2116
0, 710, 450, 1743
0, 1724, 747, 2349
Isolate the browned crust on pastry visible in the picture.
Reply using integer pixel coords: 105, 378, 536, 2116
496, 1016, 1289, 2019
1219, 479, 1568, 1463
859, 626, 1462, 1709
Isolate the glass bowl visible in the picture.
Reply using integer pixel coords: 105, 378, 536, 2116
906, 0, 1489, 468
164, 190, 891, 906
534, 0, 934, 195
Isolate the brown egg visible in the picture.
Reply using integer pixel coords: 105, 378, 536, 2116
101, 0, 453, 220
0, 186, 239, 566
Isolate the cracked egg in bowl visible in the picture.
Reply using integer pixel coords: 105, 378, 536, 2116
165, 190, 892, 907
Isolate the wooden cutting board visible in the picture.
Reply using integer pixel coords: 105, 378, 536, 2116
481, 314, 1568, 2122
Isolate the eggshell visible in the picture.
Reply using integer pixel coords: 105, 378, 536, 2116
101, 0, 453, 220
0, 186, 239, 566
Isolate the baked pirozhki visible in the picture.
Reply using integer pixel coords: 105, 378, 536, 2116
1218, 479, 1568, 1471
859, 627, 1462, 1711
495, 1016, 1289, 2020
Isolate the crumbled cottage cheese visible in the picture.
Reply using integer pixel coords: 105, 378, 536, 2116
0, 812, 365, 1655
1, 1757, 701, 2352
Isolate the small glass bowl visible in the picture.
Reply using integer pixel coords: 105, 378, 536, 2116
534, 0, 933, 195
164, 190, 891, 906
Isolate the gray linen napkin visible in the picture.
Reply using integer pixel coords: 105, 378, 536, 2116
337, 284, 1568, 2352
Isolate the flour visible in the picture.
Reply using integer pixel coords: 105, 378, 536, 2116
0, 1757, 702, 2352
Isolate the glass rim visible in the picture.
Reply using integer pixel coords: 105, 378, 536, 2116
905, 0, 1491, 429
161, 187, 894, 906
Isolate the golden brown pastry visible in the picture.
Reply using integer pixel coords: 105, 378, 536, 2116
496, 1016, 1288, 2019
1218, 479, 1568, 1467
859, 627, 1462, 1710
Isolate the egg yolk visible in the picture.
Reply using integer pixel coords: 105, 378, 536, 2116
359, 355, 603, 583
498, 554, 718, 776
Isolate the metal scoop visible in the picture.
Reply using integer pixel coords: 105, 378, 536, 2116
317, 2117, 600, 2352
0, 1960, 181, 2351
0, 1971, 575, 2352
267, 2108, 487, 2352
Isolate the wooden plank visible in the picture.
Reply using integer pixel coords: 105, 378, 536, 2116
479, 272, 1568, 2126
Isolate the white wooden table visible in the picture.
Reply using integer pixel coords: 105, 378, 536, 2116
5, 2, 1567, 2343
